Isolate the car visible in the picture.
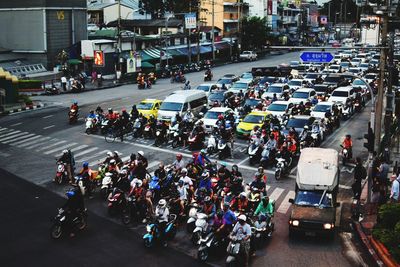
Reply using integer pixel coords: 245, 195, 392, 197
328, 86, 356, 106
216, 77, 238, 89
359, 63, 369, 72
352, 78, 369, 100
257, 76, 279, 90
261, 83, 289, 99
313, 84, 331, 99
196, 83, 218, 96
236, 111, 270, 138
239, 51, 257, 61
239, 72, 255, 83
339, 61, 350, 72
222, 74, 239, 79
333, 54, 342, 64
369, 59, 379, 67
287, 79, 304, 91
284, 115, 314, 135
348, 67, 361, 76
350, 58, 362, 67
288, 88, 316, 104
228, 81, 252, 94
137, 99, 163, 119
202, 107, 233, 132
364, 73, 378, 84
311, 102, 337, 119
207, 90, 226, 107
323, 74, 342, 88
243, 98, 262, 109
328, 64, 341, 73
303, 73, 320, 83
266, 100, 292, 119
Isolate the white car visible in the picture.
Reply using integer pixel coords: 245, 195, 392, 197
227, 81, 252, 95
288, 88, 316, 105
348, 67, 361, 76
202, 107, 233, 132
239, 51, 257, 61
287, 79, 303, 91
261, 83, 289, 99
350, 58, 362, 66
364, 73, 378, 84
328, 86, 356, 106
239, 72, 254, 83
328, 64, 341, 73
266, 101, 292, 118
311, 102, 337, 119
303, 73, 320, 84
339, 61, 350, 72
196, 83, 218, 96
359, 63, 369, 72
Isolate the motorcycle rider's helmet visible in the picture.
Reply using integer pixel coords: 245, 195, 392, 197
346, 134, 351, 139
218, 114, 224, 120
135, 118, 140, 122
89, 110, 94, 114
135, 179, 143, 187
130, 153, 136, 161
108, 108, 113, 113
254, 172, 262, 180
83, 162, 89, 168
240, 192, 247, 199
73, 100, 78, 104
238, 214, 247, 222
157, 199, 167, 209
110, 159, 116, 165
232, 164, 238, 172
62, 149, 68, 154
114, 151, 120, 157
138, 151, 144, 157
178, 179, 184, 186
66, 189, 75, 198
273, 126, 279, 131
201, 171, 210, 179
181, 168, 187, 174
220, 162, 227, 168
107, 151, 113, 157
204, 196, 212, 204
120, 169, 128, 176
176, 153, 183, 160
225, 121, 231, 130
200, 149, 206, 155
122, 108, 126, 113
303, 125, 309, 130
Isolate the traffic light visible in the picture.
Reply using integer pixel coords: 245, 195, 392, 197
364, 123, 375, 152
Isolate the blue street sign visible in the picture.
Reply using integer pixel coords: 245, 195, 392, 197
300, 52, 334, 63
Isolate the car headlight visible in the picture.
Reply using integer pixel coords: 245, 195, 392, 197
290, 220, 299, 226
323, 223, 334, 230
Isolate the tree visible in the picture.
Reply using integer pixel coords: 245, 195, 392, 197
241, 16, 268, 51
142, 0, 197, 19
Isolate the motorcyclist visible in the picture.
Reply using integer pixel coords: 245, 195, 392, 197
342, 134, 353, 158
198, 171, 212, 195
130, 105, 139, 120
216, 114, 226, 129
230, 214, 252, 267
215, 203, 237, 238
172, 153, 186, 174
279, 144, 292, 167
102, 151, 114, 165
193, 149, 211, 169
183, 109, 194, 122
183, 80, 191, 90
87, 110, 97, 120
250, 172, 266, 196
201, 196, 217, 223
231, 164, 243, 179
200, 104, 208, 115
113, 151, 123, 167
121, 109, 130, 126
76, 162, 93, 196
154, 162, 167, 181
58, 149, 75, 184
155, 199, 170, 247
254, 196, 274, 222
230, 192, 249, 214
62, 187, 85, 237
70, 101, 79, 113
217, 162, 232, 188
136, 151, 148, 180
176, 180, 188, 216
106, 108, 117, 122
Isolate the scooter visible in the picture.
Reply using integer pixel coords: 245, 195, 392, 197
207, 134, 217, 154
192, 212, 209, 245
68, 109, 78, 124
340, 145, 350, 166
274, 152, 292, 180
186, 203, 200, 233
132, 120, 142, 138
248, 140, 262, 165
54, 161, 68, 184
197, 229, 227, 261
85, 117, 97, 134
143, 123, 154, 139
260, 147, 276, 168
107, 188, 131, 225
143, 214, 177, 248
226, 237, 244, 266
100, 119, 110, 135
154, 128, 166, 147
50, 208, 87, 239
100, 172, 113, 200
218, 138, 231, 160
188, 130, 203, 151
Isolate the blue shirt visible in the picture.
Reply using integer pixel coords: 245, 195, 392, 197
198, 178, 211, 192
223, 209, 237, 225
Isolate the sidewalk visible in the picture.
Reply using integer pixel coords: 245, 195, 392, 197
0, 100, 44, 116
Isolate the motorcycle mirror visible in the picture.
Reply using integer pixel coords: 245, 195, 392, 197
288, 198, 294, 204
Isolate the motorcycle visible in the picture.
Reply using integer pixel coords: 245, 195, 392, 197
341, 145, 351, 166
45, 85, 59, 95
218, 138, 231, 160
107, 188, 131, 225
143, 123, 154, 139
68, 109, 78, 124
100, 172, 113, 200
143, 214, 177, 248
248, 186, 262, 212
100, 119, 110, 135
186, 203, 200, 233
248, 140, 262, 165
188, 130, 204, 150
132, 120, 142, 138
204, 71, 213, 81
171, 74, 186, 83
192, 212, 209, 245
54, 161, 68, 184
154, 127, 166, 147
50, 208, 87, 239
197, 229, 227, 261
207, 134, 217, 154
85, 117, 97, 134
354, 99, 362, 112
260, 146, 276, 168
274, 152, 292, 180
226, 237, 244, 267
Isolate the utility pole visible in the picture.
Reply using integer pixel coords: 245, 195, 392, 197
211, 0, 215, 60
188, 3, 192, 65
384, 29, 395, 156
117, 0, 122, 77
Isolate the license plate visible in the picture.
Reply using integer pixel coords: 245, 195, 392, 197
305, 231, 316, 237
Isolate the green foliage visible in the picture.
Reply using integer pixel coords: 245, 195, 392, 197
17, 94, 32, 105
377, 203, 400, 229
18, 80, 42, 90
142, 0, 194, 19
241, 16, 268, 51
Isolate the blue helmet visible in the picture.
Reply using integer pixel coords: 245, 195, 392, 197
66, 190, 75, 198
73, 100, 78, 104
83, 162, 89, 168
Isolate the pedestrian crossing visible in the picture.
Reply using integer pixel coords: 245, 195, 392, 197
0, 126, 298, 215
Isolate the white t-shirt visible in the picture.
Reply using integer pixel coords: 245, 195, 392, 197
177, 185, 187, 200
179, 175, 193, 187
61, 77, 67, 83
232, 222, 252, 241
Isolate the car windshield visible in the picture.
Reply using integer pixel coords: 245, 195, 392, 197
360, 63, 369, 67
244, 99, 261, 107
332, 91, 349, 97
294, 190, 333, 208
292, 92, 309, 98
267, 86, 283, 93
241, 73, 253, 79
160, 102, 182, 111
209, 92, 224, 101
260, 77, 276, 84
352, 58, 361, 62
340, 62, 349, 66
353, 79, 365, 86
197, 85, 210, 92
232, 82, 247, 89
314, 86, 327, 93
313, 104, 331, 112
330, 65, 340, 70
137, 102, 153, 110
204, 111, 222, 119
349, 69, 359, 73
325, 76, 340, 83
243, 115, 264, 123
217, 78, 232, 84
267, 103, 287, 112
365, 74, 376, 79
290, 61, 299, 66
289, 80, 302, 86
287, 118, 308, 128
305, 73, 318, 79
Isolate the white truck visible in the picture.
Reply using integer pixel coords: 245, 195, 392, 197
239, 51, 257, 61
288, 148, 340, 238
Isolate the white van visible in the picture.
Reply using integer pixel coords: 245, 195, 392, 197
157, 90, 207, 121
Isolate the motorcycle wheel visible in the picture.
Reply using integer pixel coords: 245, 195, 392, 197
85, 128, 91, 135
342, 157, 346, 166
198, 247, 209, 261
121, 209, 131, 225
154, 138, 161, 147
77, 217, 87, 230
100, 188, 108, 200
218, 152, 224, 160
172, 139, 179, 148
275, 169, 282, 180
169, 226, 177, 239
187, 222, 195, 233
50, 224, 63, 239
105, 130, 116, 143
143, 238, 153, 248
192, 231, 202, 245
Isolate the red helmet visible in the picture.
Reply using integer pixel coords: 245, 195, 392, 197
122, 108, 126, 112
176, 153, 182, 160
218, 114, 224, 120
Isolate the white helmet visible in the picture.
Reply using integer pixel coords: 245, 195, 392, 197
107, 151, 113, 157
135, 179, 143, 187
114, 151, 120, 156
238, 214, 247, 221
181, 168, 187, 173
138, 151, 144, 156
110, 159, 116, 164
158, 199, 167, 208
62, 149, 68, 154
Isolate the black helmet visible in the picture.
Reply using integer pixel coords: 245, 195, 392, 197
232, 164, 238, 172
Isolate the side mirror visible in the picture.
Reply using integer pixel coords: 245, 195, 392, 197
289, 198, 294, 204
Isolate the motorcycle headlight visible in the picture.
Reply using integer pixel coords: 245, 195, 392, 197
323, 223, 334, 230
290, 220, 299, 226
146, 225, 152, 232
60, 216, 66, 222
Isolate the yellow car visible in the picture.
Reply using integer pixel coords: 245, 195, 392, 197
236, 111, 270, 138
137, 99, 162, 119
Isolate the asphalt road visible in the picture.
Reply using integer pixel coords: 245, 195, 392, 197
0, 51, 374, 266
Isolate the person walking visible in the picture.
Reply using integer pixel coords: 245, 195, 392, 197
352, 157, 367, 199
389, 174, 400, 203
61, 75, 67, 91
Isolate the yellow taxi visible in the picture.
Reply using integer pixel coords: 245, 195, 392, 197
137, 99, 162, 119
236, 111, 270, 138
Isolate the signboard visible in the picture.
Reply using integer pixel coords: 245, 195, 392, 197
185, 13, 196, 29
127, 57, 135, 73
94, 50, 104, 66
267, 0, 272, 15
300, 52, 333, 63
272, 0, 278, 15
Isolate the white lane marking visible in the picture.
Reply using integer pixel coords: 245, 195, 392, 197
55, 144, 89, 157
277, 190, 295, 214
76, 150, 109, 162
73, 147, 99, 159
0, 151, 11, 157
240, 147, 247, 152
36, 140, 67, 152
43, 125, 55, 129
23, 137, 53, 148
339, 184, 352, 190
44, 143, 78, 155
3, 133, 36, 144
10, 122, 22, 126
233, 142, 249, 148
147, 160, 161, 170
0, 130, 21, 139
0, 127, 9, 132
269, 188, 284, 202
43, 115, 54, 118
237, 157, 249, 166
0, 132, 28, 142
12, 135, 42, 146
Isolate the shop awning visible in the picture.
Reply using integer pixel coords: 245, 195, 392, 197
214, 42, 231, 50
141, 61, 154, 68
67, 59, 82, 65
142, 47, 172, 60
139, 51, 155, 61
166, 48, 185, 56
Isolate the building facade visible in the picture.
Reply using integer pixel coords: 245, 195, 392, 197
0, 0, 87, 69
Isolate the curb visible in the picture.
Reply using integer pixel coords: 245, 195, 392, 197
353, 221, 384, 267
0, 102, 44, 116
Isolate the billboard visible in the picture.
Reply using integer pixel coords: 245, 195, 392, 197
94, 50, 104, 66
185, 13, 196, 29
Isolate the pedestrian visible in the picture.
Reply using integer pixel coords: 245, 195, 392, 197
68, 76, 75, 90
389, 174, 400, 203
91, 70, 97, 84
352, 157, 367, 199
61, 75, 67, 91
379, 157, 390, 196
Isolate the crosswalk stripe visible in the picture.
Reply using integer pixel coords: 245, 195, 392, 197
36, 140, 67, 151
277, 190, 295, 214
73, 147, 99, 159
121, 155, 131, 162
0, 127, 9, 132
0, 130, 21, 139
23, 137, 53, 149
42, 142, 74, 154
12, 135, 43, 146
0, 132, 28, 142
76, 149, 109, 162
269, 188, 284, 202
266, 185, 271, 192
55, 144, 89, 157
2, 133, 36, 144
89, 152, 124, 167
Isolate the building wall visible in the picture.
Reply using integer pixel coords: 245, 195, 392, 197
246, 0, 267, 18
103, 4, 132, 24
0, 0, 86, 8
200, 0, 224, 35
